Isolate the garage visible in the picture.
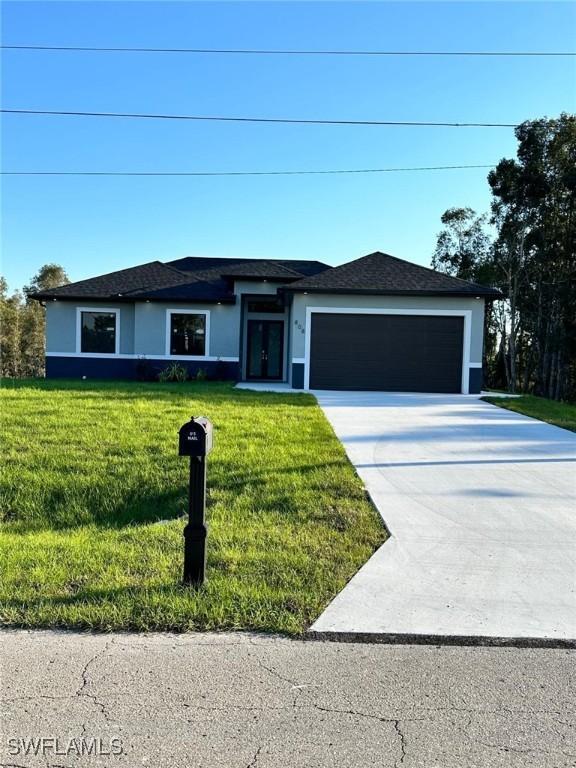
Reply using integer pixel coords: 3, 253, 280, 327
309, 312, 464, 392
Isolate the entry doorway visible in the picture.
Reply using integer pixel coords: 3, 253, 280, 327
246, 320, 284, 380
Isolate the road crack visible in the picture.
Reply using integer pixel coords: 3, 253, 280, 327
75, 639, 115, 726
246, 745, 263, 768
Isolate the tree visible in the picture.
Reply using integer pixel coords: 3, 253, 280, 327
433, 114, 576, 400
0, 285, 24, 377
432, 207, 501, 384
432, 207, 491, 282
1, 264, 69, 378
488, 114, 576, 399
23, 264, 69, 297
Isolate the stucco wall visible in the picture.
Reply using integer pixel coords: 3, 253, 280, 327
289, 293, 485, 362
133, 302, 240, 358
46, 301, 135, 355
46, 300, 241, 359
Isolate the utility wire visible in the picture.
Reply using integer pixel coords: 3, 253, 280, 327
1, 165, 496, 177
1, 109, 518, 128
2, 45, 575, 56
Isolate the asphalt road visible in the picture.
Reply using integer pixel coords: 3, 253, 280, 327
1, 631, 574, 768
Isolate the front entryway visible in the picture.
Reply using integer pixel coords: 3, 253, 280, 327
246, 320, 284, 380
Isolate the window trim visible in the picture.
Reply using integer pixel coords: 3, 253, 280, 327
165, 309, 211, 358
76, 307, 121, 355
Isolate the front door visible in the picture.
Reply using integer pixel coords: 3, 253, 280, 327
246, 320, 284, 380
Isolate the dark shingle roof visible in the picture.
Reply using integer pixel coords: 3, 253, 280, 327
30, 252, 501, 303
30, 256, 331, 303
30, 261, 199, 301
167, 256, 329, 279
283, 252, 502, 297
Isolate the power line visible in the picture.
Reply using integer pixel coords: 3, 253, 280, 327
2, 44, 575, 57
1, 109, 518, 128
1, 165, 495, 177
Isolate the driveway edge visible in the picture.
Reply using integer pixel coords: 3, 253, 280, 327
306, 630, 576, 649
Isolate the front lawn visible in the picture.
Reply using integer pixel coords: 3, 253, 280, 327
482, 394, 576, 433
0, 380, 385, 633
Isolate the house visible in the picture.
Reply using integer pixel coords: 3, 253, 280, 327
31, 251, 501, 393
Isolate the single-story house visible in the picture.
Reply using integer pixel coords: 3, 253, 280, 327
31, 251, 501, 393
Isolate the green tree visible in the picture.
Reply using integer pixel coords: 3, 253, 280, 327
0, 283, 24, 378
432, 207, 501, 386
1, 264, 69, 378
433, 114, 576, 400
432, 207, 492, 282
23, 264, 69, 297
488, 113, 576, 399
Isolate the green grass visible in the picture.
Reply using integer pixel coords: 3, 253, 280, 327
482, 394, 576, 433
0, 380, 385, 634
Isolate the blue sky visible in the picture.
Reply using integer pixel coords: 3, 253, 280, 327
2, 1, 575, 290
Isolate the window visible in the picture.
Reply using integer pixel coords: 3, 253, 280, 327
246, 299, 284, 314
169, 312, 207, 356
80, 310, 118, 354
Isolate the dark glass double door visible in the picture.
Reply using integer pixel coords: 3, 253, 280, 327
247, 320, 284, 380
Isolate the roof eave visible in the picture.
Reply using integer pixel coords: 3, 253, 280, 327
31, 293, 236, 304
280, 287, 503, 298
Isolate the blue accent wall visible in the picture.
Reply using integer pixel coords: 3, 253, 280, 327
291, 362, 305, 389
46, 357, 240, 382
469, 367, 483, 394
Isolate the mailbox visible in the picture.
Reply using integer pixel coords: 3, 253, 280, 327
178, 415, 214, 587
178, 417, 213, 457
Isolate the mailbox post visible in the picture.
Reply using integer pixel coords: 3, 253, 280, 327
178, 416, 213, 586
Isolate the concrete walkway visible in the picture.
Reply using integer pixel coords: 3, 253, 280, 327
1, 630, 575, 768
311, 393, 576, 641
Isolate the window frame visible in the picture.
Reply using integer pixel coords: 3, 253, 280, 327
76, 307, 121, 356
165, 309, 211, 358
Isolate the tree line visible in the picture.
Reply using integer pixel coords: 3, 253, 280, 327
433, 114, 575, 401
0, 265, 69, 378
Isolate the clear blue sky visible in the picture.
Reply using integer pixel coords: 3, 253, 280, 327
2, 1, 575, 290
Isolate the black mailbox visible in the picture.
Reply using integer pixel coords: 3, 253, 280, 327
179, 417, 213, 457
179, 415, 214, 587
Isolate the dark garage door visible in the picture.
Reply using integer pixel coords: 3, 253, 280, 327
309, 313, 464, 392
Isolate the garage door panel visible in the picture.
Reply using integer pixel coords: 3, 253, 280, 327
309, 313, 464, 392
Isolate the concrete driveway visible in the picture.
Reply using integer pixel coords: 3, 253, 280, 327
311, 393, 576, 642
